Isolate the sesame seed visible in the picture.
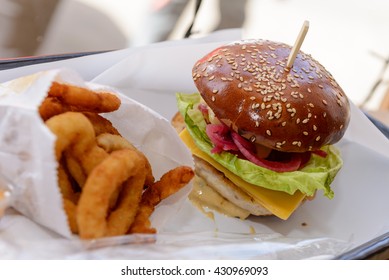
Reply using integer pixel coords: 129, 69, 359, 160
313, 125, 317, 131
243, 87, 253, 92
337, 99, 343, 106
322, 100, 328, 105
303, 131, 309, 136
315, 136, 321, 141
266, 130, 272, 136
307, 88, 312, 93
211, 96, 215, 102
213, 89, 218, 94
208, 75, 215, 81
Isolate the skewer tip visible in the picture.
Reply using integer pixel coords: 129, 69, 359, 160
286, 20, 310, 69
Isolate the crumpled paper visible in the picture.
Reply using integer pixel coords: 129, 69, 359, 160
0, 68, 194, 238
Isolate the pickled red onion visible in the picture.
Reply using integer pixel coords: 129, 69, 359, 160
206, 124, 238, 153
231, 132, 303, 172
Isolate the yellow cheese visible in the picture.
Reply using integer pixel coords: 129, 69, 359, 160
179, 129, 306, 220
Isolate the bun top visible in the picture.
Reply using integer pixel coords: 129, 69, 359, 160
192, 39, 350, 152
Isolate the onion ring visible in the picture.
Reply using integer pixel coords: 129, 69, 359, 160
96, 133, 154, 186
96, 133, 155, 216
38, 96, 69, 121
45, 112, 108, 175
63, 199, 78, 234
48, 82, 121, 113
82, 112, 120, 136
57, 162, 79, 204
39, 82, 121, 121
64, 151, 87, 189
96, 133, 137, 153
129, 166, 194, 234
76, 149, 146, 239
105, 170, 146, 237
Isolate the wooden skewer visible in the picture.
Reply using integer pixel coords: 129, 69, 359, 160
286, 20, 310, 69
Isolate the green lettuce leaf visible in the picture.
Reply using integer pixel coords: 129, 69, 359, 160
176, 92, 343, 199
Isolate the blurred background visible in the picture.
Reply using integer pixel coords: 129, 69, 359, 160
1, 0, 389, 119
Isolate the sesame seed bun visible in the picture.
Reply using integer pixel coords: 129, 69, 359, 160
192, 39, 350, 152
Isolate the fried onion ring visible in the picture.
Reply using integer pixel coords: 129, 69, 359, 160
76, 149, 146, 239
105, 171, 146, 237
57, 162, 79, 204
82, 112, 120, 136
96, 133, 154, 186
45, 112, 108, 175
63, 199, 78, 234
38, 96, 68, 121
64, 151, 87, 188
48, 82, 121, 112
95, 133, 155, 219
39, 82, 121, 121
129, 166, 194, 234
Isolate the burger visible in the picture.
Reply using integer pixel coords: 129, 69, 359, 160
174, 39, 350, 220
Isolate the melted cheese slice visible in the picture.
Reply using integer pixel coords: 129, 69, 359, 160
180, 129, 306, 220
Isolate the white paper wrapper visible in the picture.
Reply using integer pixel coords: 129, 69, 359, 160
0, 30, 389, 259
0, 68, 194, 239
